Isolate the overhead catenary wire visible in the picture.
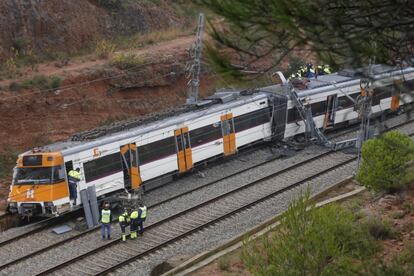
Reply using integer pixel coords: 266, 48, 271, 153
8, 87, 408, 201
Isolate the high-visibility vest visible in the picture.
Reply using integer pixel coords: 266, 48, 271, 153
101, 209, 111, 224
139, 206, 147, 219
119, 212, 129, 223
324, 66, 331, 74
130, 210, 139, 220
68, 170, 81, 180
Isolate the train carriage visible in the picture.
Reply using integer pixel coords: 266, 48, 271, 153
8, 92, 276, 217
8, 64, 414, 217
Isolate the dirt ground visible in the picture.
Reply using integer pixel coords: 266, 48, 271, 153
192, 184, 414, 275
0, 34, 218, 208
0, 36, 195, 88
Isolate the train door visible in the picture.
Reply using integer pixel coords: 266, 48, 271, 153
120, 143, 141, 190
391, 79, 401, 111
221, 113, 236, 156
175, 127, 193, 173
323, 94, 337, 129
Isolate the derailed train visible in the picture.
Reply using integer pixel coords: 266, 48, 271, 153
7, 65, 414, 217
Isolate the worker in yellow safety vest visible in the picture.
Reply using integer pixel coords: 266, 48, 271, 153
130, 209, 139, 239
138, 202, 147, 235
118, 208, 130, 242
100, 203, 112, 240
67, 168, 80, 205
317, 64, 332, 75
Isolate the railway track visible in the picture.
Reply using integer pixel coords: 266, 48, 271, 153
1, 114, 413, 275
37, 150, 356, 275
0, 145, 335, 273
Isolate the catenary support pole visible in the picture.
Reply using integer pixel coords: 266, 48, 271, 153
80, 189, 94, 229
87, 185, 100, 226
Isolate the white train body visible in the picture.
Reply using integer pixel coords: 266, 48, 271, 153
7, 65, 414, 217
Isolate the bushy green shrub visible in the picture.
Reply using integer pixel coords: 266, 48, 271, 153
241, 193, 377, 276
356, 131, 414, 192
50, 76, 61, 90
218, 257, 230, 271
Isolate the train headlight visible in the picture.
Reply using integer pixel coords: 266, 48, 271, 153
44, 202, 54, 207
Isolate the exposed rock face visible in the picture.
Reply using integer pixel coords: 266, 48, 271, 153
0, 0, 184, 61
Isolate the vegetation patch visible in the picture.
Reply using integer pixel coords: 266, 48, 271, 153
0, 147, 19, 179
241, 192, 377, 275
19, 75, 61, 91
95, 39, 116, 59
356, 131, 414, 192
362, 217, 397, 240
111, 53, 147, 70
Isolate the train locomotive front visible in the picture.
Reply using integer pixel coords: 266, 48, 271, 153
7, 151, 70, 218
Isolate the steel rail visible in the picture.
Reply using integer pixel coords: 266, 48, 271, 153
39, 154, 356, 276
3, 114, 413, 273
0, 210, 81, 248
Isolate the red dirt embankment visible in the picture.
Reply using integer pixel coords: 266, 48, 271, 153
0, 36, 218, 209
0, 36, 217, 150
0, 0, 184, 61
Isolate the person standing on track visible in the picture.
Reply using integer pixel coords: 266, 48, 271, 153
100, 202, 112, 240
67, 168, 81, 206
118, 208, 130, 242
130, 209, 139, 240
138, 202, 147, 235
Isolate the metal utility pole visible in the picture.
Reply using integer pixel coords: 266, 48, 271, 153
186, 13, 205, 105
356, 77, 373, 171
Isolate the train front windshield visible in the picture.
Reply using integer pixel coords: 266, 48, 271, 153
13, 165, 65, 185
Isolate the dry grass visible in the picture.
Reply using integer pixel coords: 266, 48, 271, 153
114, 28, 189, 50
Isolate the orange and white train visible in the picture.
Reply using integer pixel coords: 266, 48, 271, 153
8, 64, 414, 217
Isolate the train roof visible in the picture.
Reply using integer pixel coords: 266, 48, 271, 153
296, 65, 414, 97
36, 90, 271, 155
261, 65, 414, 99
27, 64, 414, 156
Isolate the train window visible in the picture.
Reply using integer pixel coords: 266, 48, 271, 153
23, 155, 42, 166
373, 86, 393, 105
287, 108, 301, 124
176, 134, 183, 152
234, 107, 271, 132
311, 101, 326, 116
138, 136, 176, 165
84, 152, 123, 183
337, 96, 354, 109
189, 124, 222, 148
51, 165, 66, 183
404, 79, 414, 91
13, 165, 64, 185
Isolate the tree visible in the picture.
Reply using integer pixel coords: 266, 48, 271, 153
356, 131, 414, 192
241, 192, 376, 275
200, 0, 414, 73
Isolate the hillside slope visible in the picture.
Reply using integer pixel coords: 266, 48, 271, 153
0, 0, 184, 61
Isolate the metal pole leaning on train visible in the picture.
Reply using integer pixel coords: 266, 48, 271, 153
356, 76, 374, 172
